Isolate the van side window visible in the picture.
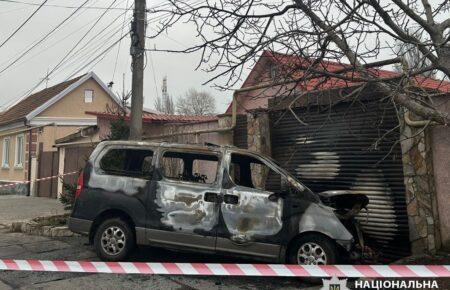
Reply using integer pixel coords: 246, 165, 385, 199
230, 153, 283, 192
100, 148, 154, 178
161, 151, 218, 184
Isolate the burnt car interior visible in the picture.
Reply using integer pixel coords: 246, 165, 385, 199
100, 148, 154, 178
229, 153, 283, 193
161, 151, 219, 184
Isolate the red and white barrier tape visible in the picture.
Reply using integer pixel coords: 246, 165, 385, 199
0, 171, 78, 189
0, 260, 449, 277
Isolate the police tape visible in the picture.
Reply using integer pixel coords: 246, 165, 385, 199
0, 260, 449, 277
0, 171, 78, 189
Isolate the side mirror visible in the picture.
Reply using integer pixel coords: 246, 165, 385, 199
280, 178, 289, 192
268, 193, 280, 202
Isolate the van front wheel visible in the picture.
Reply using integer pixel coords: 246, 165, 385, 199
93, 218, 134, 261
287, 234, 337, 265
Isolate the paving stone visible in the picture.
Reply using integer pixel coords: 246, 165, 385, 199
0, 232, 311, 289
22, 240, 71, 253
0, 245, 25, 258
0, 279, 12, 290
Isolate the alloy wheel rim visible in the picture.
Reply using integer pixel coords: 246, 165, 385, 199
297, 242, 327, 265
101, 226, 126, 256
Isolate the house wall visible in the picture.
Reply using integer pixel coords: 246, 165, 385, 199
0, 127, 28, 195
38, 126, 82, 152
400, 110, 441, 254
0, 77, 117, 195
97, 116, 233, 146
430, 96, 450, 250
38, 78, 116, 118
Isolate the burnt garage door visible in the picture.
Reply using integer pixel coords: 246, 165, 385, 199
270, 100, 409, 261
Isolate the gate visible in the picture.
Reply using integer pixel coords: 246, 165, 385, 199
62, 146, 94, 186
37, 144, 59, 198
270, 100, 409, 261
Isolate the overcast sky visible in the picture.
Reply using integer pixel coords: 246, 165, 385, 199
0, 0, 240, 113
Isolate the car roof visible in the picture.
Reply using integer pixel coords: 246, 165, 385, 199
98, 140, 259, 155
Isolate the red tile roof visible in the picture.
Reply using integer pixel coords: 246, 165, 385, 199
86, 111, 218, 123
226, 51, 450, 114
0, 74, 86, 126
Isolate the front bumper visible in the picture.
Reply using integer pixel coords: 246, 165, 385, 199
336, 238, 353, 252
68, 217, 92, 235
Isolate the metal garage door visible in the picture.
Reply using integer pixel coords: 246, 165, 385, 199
270, 100, 409, 261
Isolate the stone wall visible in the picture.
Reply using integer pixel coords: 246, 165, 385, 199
247, 111, 271, 156
400, 111, 441, 254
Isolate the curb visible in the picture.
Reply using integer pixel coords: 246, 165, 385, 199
9, 214, 78, 238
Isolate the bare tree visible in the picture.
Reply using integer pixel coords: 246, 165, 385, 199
154, 93, 175, 114
147, 0, 450, 124
394, 28, 437, 78
176, 88, 216, 115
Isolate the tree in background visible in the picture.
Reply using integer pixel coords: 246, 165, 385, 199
154, 76, 175, 114
106, 87, 130, 140
148, 0, 450, 124
394, 28, 437, 78
154, 94, 175, 114
176, 88, 216, 115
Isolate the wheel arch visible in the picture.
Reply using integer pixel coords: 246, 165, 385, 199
284, 231, 341, 263
89, 208, 136, 244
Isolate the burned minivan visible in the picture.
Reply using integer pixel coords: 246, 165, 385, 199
69, 141, 368, 264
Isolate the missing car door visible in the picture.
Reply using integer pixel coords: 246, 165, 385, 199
216, 151, 285, 258
151, 149, 222, 250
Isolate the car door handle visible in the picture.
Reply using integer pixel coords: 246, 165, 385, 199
223, 194, 239, 205
204, 192, 220, 203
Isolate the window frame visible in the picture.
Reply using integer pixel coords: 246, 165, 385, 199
227, 151, 279, 192
14, 134, 24, 168
226, 150, 317, 200
84, 89, 94, 103
2, 137, 10, 168
96, 146, 155, 179
158, 148, 222, 186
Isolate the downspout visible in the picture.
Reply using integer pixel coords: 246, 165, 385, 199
27, 127, 32, 196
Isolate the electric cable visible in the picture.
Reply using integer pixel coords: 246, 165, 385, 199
0, 0, 48, 49
0, 0, 90, 76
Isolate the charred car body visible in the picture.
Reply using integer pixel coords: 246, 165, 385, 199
69, 141, 369, 264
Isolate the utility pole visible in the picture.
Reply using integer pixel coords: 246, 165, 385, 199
129, 0, 146, 140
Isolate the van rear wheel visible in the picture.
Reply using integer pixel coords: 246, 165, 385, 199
94, 218, 134, 261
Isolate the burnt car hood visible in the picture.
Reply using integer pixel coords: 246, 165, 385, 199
318, 190, 369, 219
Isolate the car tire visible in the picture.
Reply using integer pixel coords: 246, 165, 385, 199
287, 233, 338, 265
94, 218, 135, 261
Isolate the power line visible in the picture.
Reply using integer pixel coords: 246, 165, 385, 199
21, 0, 119, 98
0, 0, 90, 76
0, 0, 129, 10
0, 0, 183, 11
112, 0, 130, 83
0, 0, 102, 68
66, 33, 129, 80
56, 15, 133, 74
147, 51, 160, 99
0, 0, 49, 49
9, 10, 103, 70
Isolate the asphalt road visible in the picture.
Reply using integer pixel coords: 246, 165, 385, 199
0, 229, 315, 290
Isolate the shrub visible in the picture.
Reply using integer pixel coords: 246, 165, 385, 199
59, 180, 77, 210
